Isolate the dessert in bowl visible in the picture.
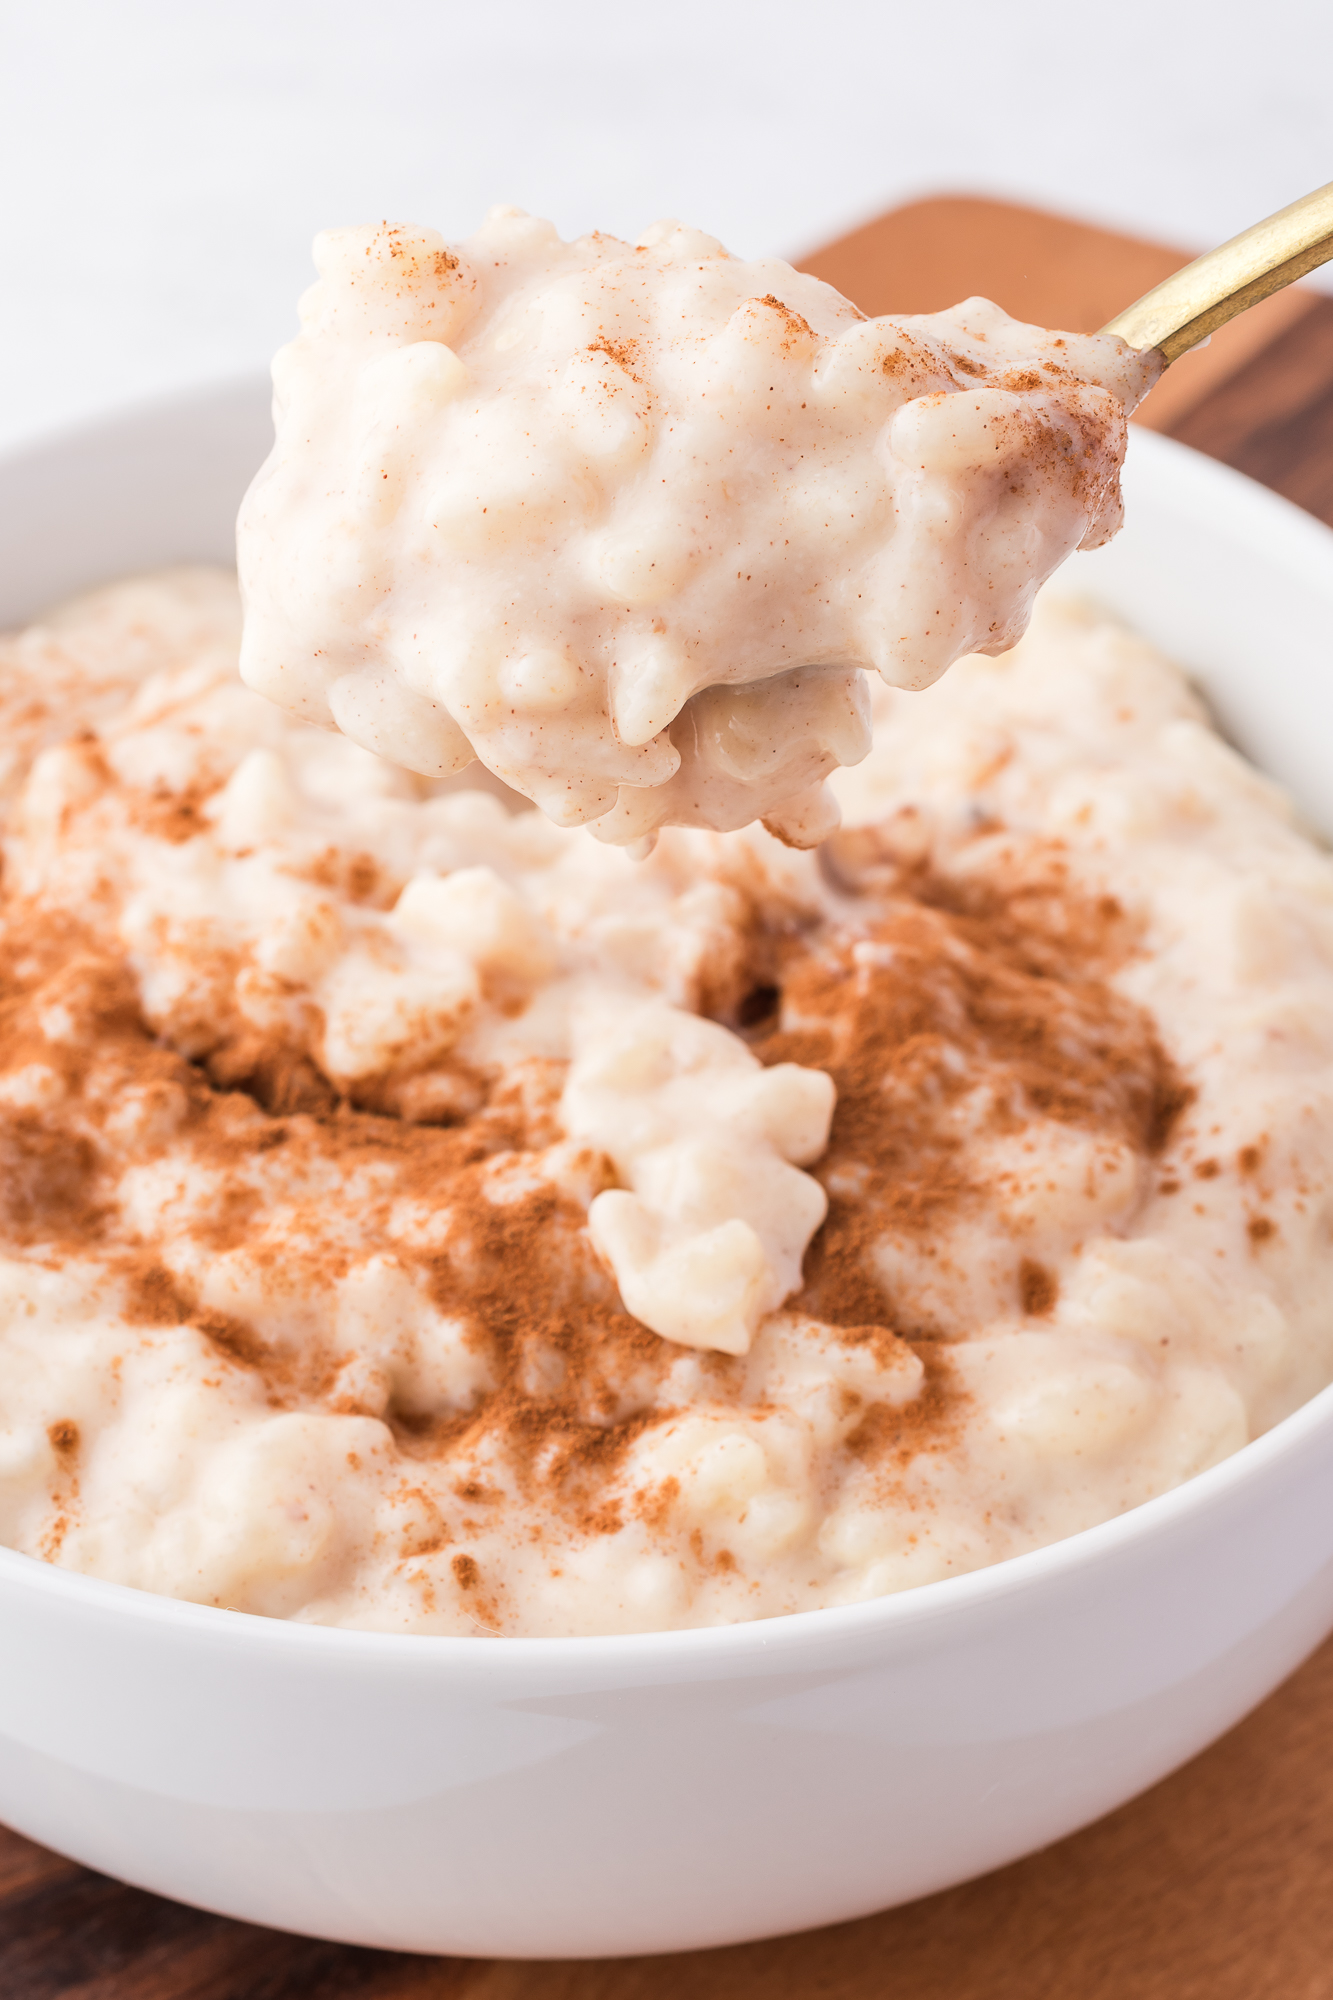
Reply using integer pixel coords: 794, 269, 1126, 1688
0, 218, 1332, 1953
1, 562, 1326, 1644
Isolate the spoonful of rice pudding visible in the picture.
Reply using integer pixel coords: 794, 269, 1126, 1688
237, 209, 1160, 850
238, 179, 1333, 848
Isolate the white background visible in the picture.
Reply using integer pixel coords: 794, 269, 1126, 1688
2, 0, 1330, 453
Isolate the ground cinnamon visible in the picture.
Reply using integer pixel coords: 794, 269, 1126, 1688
0, 806, 1192, 1550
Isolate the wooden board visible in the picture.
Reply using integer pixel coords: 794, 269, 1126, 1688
4, 196, 1333, 1999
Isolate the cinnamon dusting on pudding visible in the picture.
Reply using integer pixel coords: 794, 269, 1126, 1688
751, 852, 1190, 1327
0, 900, 674, 1536
2, 570, 1321, 1638
0, 803, 1189, 1572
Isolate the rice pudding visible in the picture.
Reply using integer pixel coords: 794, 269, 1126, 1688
0, 570, 1328, 1634
237, 211, 1158, 848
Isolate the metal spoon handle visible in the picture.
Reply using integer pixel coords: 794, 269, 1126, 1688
1100, 179, 1333, 363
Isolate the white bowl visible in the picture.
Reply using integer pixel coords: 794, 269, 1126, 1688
1, 388, 1332, 1960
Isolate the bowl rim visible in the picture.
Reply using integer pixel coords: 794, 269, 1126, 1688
3, 397, 1333, 1671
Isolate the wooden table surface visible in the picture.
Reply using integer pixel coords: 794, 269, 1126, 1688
4, 196, 1333, 2000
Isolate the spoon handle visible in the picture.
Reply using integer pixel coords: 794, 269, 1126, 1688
1100, 179, 1333, 363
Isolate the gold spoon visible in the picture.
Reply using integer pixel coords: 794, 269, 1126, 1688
1099, 178, 1333, 363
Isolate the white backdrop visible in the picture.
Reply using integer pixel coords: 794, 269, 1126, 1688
2, 0, 1330, 453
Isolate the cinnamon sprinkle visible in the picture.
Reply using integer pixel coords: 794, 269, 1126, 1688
0, 902, 676, 1529
0, 793, 1196, 1565
742, 839, 1191, 1460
